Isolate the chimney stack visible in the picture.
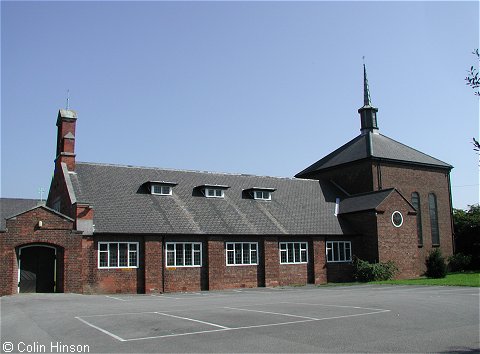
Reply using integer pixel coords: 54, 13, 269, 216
55, 109, 77, 171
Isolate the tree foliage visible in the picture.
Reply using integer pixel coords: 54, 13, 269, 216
465, 48, 480, 96
465, 49, 480, 154
453, 205, 480, 269
425, 249, 447, 278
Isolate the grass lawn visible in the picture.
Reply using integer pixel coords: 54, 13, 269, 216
371, 271, 480, 287
321, 272, 480, 287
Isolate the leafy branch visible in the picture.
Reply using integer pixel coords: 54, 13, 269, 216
465, 49, 480, 96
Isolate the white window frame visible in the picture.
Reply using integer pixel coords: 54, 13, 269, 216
204, 188, 224, 198
253, 190, 271, 201
165, 242, 202, 267
326, 241, 352, 263
279, 242, 308, 264
226, 242, 258, 266
98, 242, 139, 269
151, 184, 172, 196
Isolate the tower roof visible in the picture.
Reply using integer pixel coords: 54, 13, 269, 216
295, 132, 452, 178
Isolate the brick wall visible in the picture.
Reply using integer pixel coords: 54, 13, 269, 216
376, 191, 420, 279
82, 235, 144, 294
377, 163, 454, 271
0, 207, 81, 296
208, 237, 261, 290
312, 237, 327, 284
310, 160, 374, 195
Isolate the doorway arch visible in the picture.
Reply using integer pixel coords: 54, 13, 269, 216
18, 244, 57, 293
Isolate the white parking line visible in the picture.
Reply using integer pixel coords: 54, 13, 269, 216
223, 306, 320, 320
75, 316, 126, 342
123, 308, 390, 342
75, 303, 391, 342
105, 295, 128, 302
154, 312, 230, 329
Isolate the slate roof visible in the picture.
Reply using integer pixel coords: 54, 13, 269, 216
339, 189, 396, 214
0, 198, 42, 230
68, 162, 353, 235
296, 132, 452, 177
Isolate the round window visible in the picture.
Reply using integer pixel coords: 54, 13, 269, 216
391, 211, 403, 228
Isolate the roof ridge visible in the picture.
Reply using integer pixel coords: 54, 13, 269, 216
75, 161, 308, 182
295, 134, 364, 177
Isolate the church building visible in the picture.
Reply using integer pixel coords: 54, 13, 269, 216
0, 67, 454, 295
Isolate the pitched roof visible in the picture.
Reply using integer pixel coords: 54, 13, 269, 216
296, 132, 452, 177
68, 162, 353, 235
0, 198, 42, 230
339, 188, 416, 215
339, 189, 395, 214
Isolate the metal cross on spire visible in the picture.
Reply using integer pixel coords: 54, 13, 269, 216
38, 187, 46, 202
66, 89, 70, 110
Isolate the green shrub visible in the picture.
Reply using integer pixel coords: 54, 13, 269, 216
448, 253, 472, 272
425, 249, 447, 278
353, 257, 398, 282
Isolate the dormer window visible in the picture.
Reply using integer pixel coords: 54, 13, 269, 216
205, 188, 224, 198
196, 184, 230, 199
147, 181, 177, 196
244, 187, 276, 201
254, 190, 271, 201
152, 184, 172, 196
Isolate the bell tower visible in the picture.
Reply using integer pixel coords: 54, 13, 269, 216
358, 63, 379, 135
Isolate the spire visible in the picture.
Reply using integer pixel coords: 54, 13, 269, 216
363, 63, 371, 106
358, 60, 379, 135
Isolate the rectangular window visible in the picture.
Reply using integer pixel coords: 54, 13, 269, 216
429, 193, 440, 245
254, 191, 271, 200
98, 242, 139, 268
279, 242, 307, 264
165, 242, 202, 267
204, 188, 224, 198
326, 241, 352, 263
411, 192, 423, 246
152, 184, 172, 195
226, 242, 258, 265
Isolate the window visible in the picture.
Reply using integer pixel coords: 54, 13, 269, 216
152, 184, 172, 195
391, 211, 403, 227
326, 241, 352, 263
254, 191, 271, 201
226, 242, 258, 265
428, 193, 440, 245
279, 242, 307, 264
411, 192, 423, 246
205, 188, 224, 198
166, 242, 202, 267
98, 242, 138, 268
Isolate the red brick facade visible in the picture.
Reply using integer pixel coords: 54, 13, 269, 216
0, 206, 82, 296
0, 106, 455, 295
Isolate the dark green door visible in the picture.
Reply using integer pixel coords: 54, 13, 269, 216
19, 246, 56, 293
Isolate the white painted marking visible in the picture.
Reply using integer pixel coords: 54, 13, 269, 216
79, 311, 158, 318
149, 294, 185, 300
75, 316, 126, 342
155, 312, 230, 329
123, 309, 390, 342
279, 302, 389, 312
105, 295, 127, 302
224, 306, 320, 320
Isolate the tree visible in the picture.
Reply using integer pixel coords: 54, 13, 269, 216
465, 48, 480, 96
453, 205, 480, 269
465, 49, 480, 154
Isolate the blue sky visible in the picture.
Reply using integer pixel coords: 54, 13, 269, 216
1, 1, 479, 209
